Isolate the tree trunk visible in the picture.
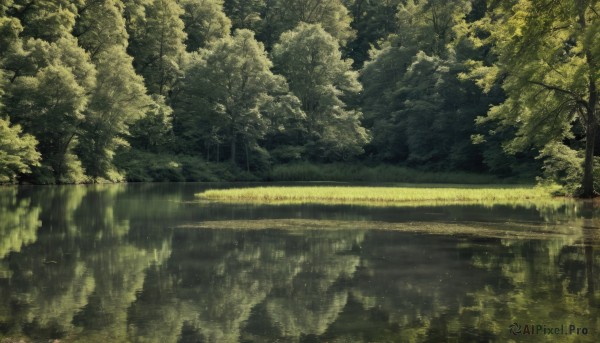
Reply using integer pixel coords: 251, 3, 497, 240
582, 119, 597, 197
55, 133, 77, 183
231, 133, 236, 165
577, 0, 598, 198
245, 142, 250, 172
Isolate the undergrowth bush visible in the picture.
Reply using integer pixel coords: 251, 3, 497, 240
536, 143, 600, 196
115, 149, 261, 182
268, 162, 522, 184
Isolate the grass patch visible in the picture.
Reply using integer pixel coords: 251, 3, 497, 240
177, 219, 587, 241
196, 185, 558, 207
268, 163, 526, 184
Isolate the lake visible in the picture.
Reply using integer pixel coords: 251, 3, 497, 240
0, 183, 598, 342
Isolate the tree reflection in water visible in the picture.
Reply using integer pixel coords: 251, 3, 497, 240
0, 184, 598, 342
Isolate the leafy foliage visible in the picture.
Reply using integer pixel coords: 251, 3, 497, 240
8, 0, 82, 41
0, 117, 40, 183
176, 29, 297, 167
126, 0, 187, 96
258, 0, 354, 49
223, 0, 264, 31
74, 0, 151, 182
272, 23, 368, 161
74, 0, 129, 58
1, 0, 586, 186
342, 0, 402, 67
181, 0, 231, 52
7, 60, 91, 181
77, 47, 150, 181
537, 143, 584, 195
360, 0, 503, 172
467, 0, 600, 196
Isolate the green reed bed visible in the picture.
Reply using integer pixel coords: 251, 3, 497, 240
196, 185, 556, 206
178, 219, 586, 241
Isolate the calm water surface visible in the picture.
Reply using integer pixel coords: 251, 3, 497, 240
0, 183, 599, 342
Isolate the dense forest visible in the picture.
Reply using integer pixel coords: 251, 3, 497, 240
0, 0, 598, 195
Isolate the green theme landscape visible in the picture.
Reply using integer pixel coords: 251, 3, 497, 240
1, 1, 600, 342
0, 0, 597, 197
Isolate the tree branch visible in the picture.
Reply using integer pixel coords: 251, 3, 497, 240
528, 80, 588, 106
590, 6, 600, 18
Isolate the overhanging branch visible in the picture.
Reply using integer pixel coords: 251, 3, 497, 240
528, 80, 588, 107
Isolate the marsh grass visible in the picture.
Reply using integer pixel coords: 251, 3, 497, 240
196, 185, 558, 207
178, 219, 586, 241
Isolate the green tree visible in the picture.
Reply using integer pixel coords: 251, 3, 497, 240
74, 0, 129, 59
74, 0, 152, 181
0, 1, 13, 15
361, 43, 505, 170
468, 0, 600, 196
0, 15, 21, 58
0, 117, 40, 183
342, 0, 402, 67
1, 5, 93, 183
180, 0, 231, 52
259, 0, 354, 49
121, 0, 185, 164
77, 47, 151, 181
3, 37, 96, 183
396, 0, 471, 57
359, 34, 417, 162
10, 65, 89, 182
121, 0, 152, 33
223, 0, 264, 31
126, 0, 187, 96
178, 29, 292, 166
128, 94, 173, 153
5, 0, 82, 41
359, 0, 516, 173
0, 17, 35, 83
272, 23, 368, 160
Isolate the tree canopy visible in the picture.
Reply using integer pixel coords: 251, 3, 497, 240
0, 117, 40, 183
176, 29, 298, 167
467, 0, 600, 196
273, 23, 367, 160
0, 0, 597, 192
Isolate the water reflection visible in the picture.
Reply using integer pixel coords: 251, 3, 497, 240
0, 187, 41, 260
0, 185, 171, 341
0, 183, 598, 342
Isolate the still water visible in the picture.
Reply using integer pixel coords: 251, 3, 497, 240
0, 183, 599, 342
